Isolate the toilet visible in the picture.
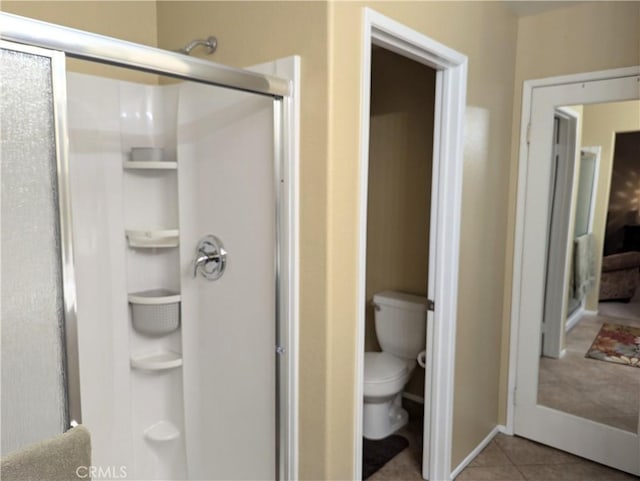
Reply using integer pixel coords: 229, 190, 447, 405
363, 291, 428, 440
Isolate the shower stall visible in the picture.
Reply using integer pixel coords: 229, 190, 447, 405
0, 13, 298, 480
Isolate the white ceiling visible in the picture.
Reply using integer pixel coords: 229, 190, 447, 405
502, 1, 586, 17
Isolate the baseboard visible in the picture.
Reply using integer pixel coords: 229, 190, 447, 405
497, 424, 511, 435
402, 392, 424, 404
584, 309, 598, 316
565, 307, 584, 332
450, 426, 499, 479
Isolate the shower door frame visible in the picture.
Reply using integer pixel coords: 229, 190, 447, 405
0, 12, 299, 481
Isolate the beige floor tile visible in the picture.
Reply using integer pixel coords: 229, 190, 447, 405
368, 464, 424, 481
454, 465, 525, 481
469, 441, 512, 468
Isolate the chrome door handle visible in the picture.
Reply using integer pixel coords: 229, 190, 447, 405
193, 235, 227, 280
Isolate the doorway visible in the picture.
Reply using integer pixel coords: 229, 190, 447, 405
355, 9, 467, 481
542, 108, 579, 359
509, 67, 640, 476
361, 45, 436, 480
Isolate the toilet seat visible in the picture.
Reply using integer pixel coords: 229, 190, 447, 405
364, 352, 407, 384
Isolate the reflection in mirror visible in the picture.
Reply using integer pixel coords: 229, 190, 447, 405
538, 99, 640, 433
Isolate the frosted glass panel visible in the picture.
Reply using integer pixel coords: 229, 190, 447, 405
1, 48, 67, 455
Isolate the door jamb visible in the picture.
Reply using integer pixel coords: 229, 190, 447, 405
355, 8, 467, 480
505, 65, 640, 435
582, 146, 602, 237
541, 107, 579, 360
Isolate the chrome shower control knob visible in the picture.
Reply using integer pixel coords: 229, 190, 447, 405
193, 235, 227, 280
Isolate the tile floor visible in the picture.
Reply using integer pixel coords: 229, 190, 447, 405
369, 307, 640, 481
368, 430, 640, 481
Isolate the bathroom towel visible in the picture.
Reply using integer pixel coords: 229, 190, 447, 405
574, 233, 596, 299
1, 425, 91, 481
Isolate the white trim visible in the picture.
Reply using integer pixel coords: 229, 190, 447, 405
271, 56, 301, 481
581, 146, 602, 234
450, 426, 500, 480
565, 306, 584, 333
497, 424, 511, 435
542, 108, 579, 359
584, 309, 599, 316
506, 66, 640, 434
355, 8, 467, 481
281, 56, 301, 481
354, 16, 371, 477
522, 66, 640, 90
507, 66, 640, 472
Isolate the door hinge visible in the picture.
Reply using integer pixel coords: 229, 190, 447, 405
427, 299, 435, 312
276, 346, 285, 356
526, 123, 531, 145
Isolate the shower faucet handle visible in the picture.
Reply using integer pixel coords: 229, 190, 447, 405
193, 235, 227, 280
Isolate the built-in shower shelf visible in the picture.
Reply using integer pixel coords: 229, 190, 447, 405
130, 350, 182, 371
123, 161, 177, 170
126, 229, 179, 248
144, 420, 181, 442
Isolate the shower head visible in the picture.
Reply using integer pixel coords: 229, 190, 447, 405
178, 36, 218, 55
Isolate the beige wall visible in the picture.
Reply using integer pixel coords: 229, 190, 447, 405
365, 49, 435, 398
581, 100, 640, 310
160, 1, 519, 474
500, 1, 640, 425
1, 1, 159, 83
1, 1, 520, 476
7, 1, 638, 478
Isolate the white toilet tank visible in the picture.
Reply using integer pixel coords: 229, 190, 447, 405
373, 291, 428, 360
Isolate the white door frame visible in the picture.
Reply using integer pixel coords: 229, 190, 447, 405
248, 56, 301, 481
541, 107, 579, 359
581, 146, 602, 237
355, 8, 467, 481
506, 67, 640, 471
565, 145, 602, 332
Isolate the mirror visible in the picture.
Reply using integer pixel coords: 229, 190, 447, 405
538, 99, 640, 433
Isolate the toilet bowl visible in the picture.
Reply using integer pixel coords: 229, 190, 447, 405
363, 352, 411, 439
362, 291, 428, 440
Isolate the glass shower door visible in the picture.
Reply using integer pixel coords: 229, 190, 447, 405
0, 42, 77, 455
178, 81, 277, 480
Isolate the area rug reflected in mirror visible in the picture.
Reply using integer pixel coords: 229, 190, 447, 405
586, 322, 640, 367
362, 434, 409, 479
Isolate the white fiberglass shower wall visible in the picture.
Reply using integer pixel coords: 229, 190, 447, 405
66, 66, 286, 480
1, 15, 297, 479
